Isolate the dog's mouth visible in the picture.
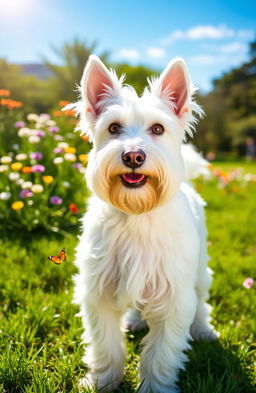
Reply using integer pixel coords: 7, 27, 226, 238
120, 173, 148, 188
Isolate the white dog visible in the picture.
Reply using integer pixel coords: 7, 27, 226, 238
73, 55, 216, 393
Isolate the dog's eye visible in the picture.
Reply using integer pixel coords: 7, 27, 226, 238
108, 123, 122, 134
151, 124, 164, 135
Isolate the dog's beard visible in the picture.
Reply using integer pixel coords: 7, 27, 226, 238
109, 175, 161, 214
88, 146, 181, 215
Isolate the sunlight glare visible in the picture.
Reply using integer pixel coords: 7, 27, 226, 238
0, 0, 31, 18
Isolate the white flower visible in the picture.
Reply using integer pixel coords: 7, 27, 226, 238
21, 181, 33, 189
31, 184, 43, 193
53, 157, 64, 164
79, 167, 86, 174
18, 128, 31, 137
57, 142, 69, 149
16, 153, 27, 161
64, 153, 76, 162
27, 200, 34, 206
54, 135, 63, 141
29, 129, 38, 136
16, 178, 24, 186
63, 181, 71, 188
0, 165, 9, 172
1, 156, 12, 164
12, 144, 20, 150
35, 122, 43, 129
0, 192, 11, 200
9, 172, 20, 181
47, 120, 56, 126
38, 114, 50, 124
27, 113, 38, 122
28, 135, 40, 144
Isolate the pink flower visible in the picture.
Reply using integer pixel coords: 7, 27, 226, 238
15, 121, 25, 128
30, 152, 43, 160
50, 196, 63, 205
72, 162, 82, 169
20, 189, 33, 198
49, 126, 59, 133
54, 147, 63, 154
36, 130, 45, 137
243, 278, 254, 289
32, 164, 45, 173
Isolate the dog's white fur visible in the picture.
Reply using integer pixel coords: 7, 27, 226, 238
73, 55, 216, 393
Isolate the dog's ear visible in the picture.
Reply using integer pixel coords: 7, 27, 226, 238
81, 55, 121, 117
152, 57, 191, 117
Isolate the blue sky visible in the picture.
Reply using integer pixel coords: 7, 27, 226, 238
0, 0, 255, 92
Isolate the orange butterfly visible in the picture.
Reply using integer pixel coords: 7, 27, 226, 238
48, 248, 66, 265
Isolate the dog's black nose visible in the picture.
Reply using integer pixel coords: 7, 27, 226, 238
121, 150, 146, 169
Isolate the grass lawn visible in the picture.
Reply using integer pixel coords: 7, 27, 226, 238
0, 161, 255, 393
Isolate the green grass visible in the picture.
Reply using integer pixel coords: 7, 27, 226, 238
0, 161, 256, 393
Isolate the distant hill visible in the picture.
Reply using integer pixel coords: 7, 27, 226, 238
21, 64, 52, 79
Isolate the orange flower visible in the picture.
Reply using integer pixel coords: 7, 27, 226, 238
0, 89, 10, 97
22, 166, 33, 173
59, 100, 70, 107
64, 109, 76, 117
0, 98, 22, 109
81, 134, 90, 142
53, 110, 62, 117
69, 203, 79, 214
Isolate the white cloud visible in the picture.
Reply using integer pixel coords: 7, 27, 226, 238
220, 42, 248, 54
118, 49, 140, 60
237, 29, 254, 40
161, 24, 253, 46
189, 55, 216, 65
146, 47, 166, 58
189, 53, 249, 67
186, 25, 234, 39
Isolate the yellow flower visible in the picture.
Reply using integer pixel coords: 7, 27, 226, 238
42, 175, 54, 184
11, 201, 24, 210
11, 162, 22, 171
78, 154, 88, 163
65, 147, 76, 154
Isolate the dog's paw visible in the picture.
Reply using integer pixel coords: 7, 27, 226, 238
79, 371, 122, 392
190, 323, 219, 342
124, 318, 148, 331
122, 309, 148, 332
137, 381, 180, 393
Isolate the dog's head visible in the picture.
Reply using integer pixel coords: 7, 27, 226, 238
75, 55, 202, 214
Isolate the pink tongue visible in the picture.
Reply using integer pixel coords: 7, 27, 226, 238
123, 173, 145, 184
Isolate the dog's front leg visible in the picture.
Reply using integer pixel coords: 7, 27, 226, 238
79, 297, 126, 392
139, 287, 197, 393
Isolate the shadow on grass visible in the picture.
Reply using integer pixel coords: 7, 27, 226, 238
118, 330, 255, 393
1, 224, 80, 243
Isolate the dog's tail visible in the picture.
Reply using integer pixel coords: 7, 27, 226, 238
181, 144, 211, 181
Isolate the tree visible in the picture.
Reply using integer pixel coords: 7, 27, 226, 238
44, 39, 110, 101
196, 40, 256, 155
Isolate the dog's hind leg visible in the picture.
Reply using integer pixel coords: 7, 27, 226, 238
122, 309, 147, 331
79, 297, 126, 392
190, 265, 218, 341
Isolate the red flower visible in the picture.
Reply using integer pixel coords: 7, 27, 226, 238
69, 203, 79, 214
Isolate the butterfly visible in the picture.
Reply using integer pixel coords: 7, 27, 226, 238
48, 248, 66, 265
